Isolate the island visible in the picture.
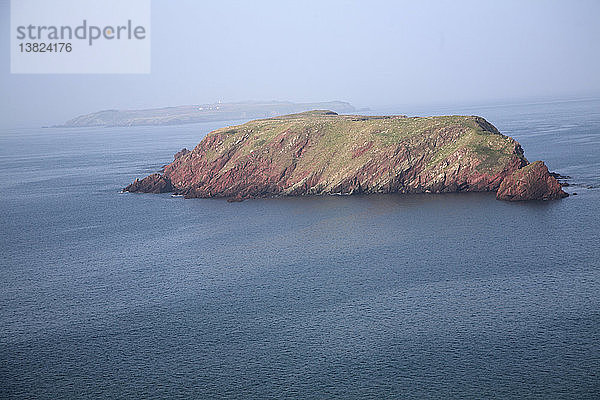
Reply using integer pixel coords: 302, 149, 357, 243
57, 101, 355, 127
124, 110, 568, 202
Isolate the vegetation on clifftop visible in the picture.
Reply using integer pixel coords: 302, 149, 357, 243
197, 111, 524, 175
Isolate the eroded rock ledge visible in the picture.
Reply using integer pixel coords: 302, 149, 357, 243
124, 110, 567, 202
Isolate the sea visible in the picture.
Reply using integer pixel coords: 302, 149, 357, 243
1, 99, 599, 399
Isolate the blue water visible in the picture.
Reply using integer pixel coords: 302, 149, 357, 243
1, 99, 599, 399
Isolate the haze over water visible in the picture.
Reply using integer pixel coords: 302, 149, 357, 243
1, 99, 599, 399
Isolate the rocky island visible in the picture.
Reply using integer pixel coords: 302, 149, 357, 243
124, 110, 568, 202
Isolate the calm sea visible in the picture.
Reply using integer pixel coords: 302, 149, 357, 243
1, 99, 599, 399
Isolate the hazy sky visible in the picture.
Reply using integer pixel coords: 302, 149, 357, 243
1, 0, 600, 127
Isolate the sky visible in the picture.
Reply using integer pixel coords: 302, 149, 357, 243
1, 0, 600, 128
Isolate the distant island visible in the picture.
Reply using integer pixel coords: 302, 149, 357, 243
124, 110, 568, 202
57, 101, 356, 127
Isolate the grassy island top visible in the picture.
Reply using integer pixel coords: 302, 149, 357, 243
194, 110, 523, 175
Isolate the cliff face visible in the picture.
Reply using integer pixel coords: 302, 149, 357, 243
125, 110, 566, 201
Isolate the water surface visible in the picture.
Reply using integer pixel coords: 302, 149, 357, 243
1, 100, 599, 399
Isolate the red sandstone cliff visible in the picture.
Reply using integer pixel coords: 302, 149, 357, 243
496, 161, 568, 201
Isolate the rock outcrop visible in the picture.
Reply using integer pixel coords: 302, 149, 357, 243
174, 148, 190, 159
496, 161, 568, 201
124, 110, 567, 202
125, 173, 173, 194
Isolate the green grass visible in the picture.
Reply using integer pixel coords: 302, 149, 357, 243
199, 111, 521, 176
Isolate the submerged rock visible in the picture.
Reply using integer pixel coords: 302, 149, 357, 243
496, 161, 568, 201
